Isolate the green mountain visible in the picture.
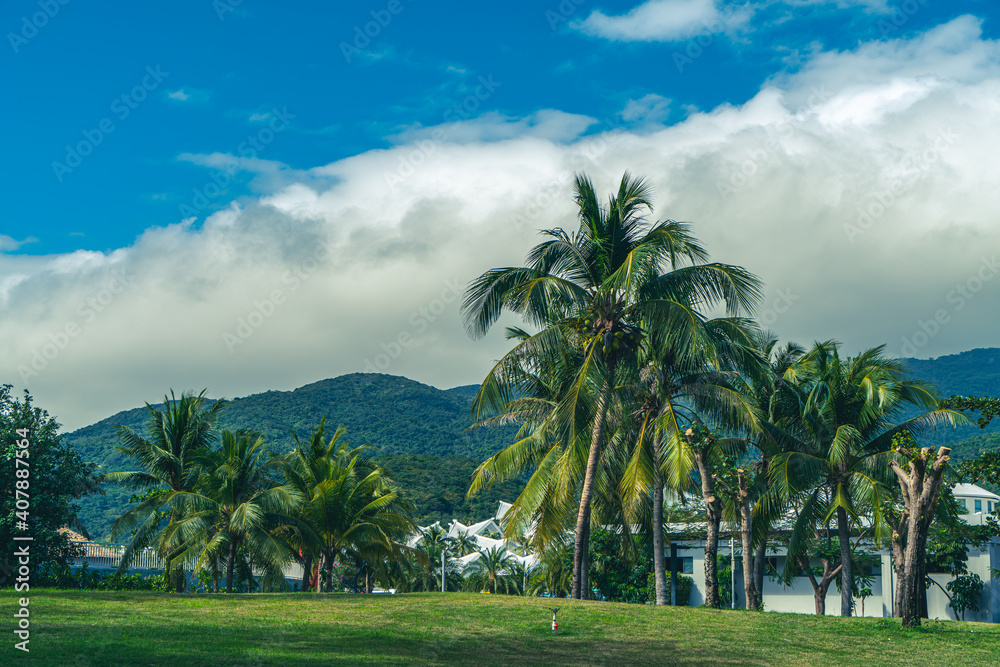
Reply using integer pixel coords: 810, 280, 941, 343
65, 373, 517, 540
900, 347, 1000, 448
64, 348, 1000, 541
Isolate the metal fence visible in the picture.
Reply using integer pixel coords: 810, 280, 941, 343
68, 541, 305, 579
69, 541, 165, 571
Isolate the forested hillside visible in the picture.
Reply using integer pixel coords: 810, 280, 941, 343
901, 347, 1000, 448
63, 349, 1000, 541
65, 374, 516, 539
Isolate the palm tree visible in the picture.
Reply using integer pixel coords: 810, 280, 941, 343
769, 341, 960, 616
452, 530, 479, 556
108, 390, 228, 591
463, 171, 761, 599
165, 429, 301, 593
280, 426, 414, 593
464, 546, 517, 594
618, 317, 762, 606
725, 334, 805, 610
404, 525, 459, 592
526, 541, 573, 598
279, 419, 369, 592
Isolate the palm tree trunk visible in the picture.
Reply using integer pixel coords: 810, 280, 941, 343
301, 554, 313, 593
740, 498, 758, 610
572, 367, 614, 600
693, 448, 720, 608
324, 551, 335, 593
652, 469, 667, 606
753, 538, 766, 607
837, 505, 852, 617
226, 539, 237, 594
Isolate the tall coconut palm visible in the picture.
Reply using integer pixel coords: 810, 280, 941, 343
107, 390, 228, 591
166, 429, 302, 593
769, 341, 961, 616
463, 171, 762, 599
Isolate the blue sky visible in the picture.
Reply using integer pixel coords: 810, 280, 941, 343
4, 0, 1000, 428
8, 0, 989, 254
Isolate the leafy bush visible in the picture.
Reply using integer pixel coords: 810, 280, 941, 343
36, 561, 171, 591
647, 571, 693, 606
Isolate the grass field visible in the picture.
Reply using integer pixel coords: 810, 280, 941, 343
2, 590, 999, 666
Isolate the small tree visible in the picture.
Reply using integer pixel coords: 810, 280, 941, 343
0, 386, 99, 586
947, 573, 983, 621
887, 432, 953, 628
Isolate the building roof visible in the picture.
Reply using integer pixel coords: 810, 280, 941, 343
952, 483, 1000, 501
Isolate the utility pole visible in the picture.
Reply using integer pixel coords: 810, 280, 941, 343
441, 550, 446, 593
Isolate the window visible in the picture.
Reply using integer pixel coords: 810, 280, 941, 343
665, 556, 693, 575
960, 498, 968, 511
974, 499, 982, 513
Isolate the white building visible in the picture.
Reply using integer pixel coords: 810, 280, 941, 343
443, 488, 999, 622
670, 484, 1000, 623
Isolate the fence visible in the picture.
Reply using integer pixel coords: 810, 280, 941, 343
69, 541, 166, 571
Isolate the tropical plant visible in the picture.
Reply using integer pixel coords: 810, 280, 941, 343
463, 171, 761, 599
107, 390, 228, 591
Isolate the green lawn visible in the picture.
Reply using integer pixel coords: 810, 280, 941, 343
2, 591, 999, 666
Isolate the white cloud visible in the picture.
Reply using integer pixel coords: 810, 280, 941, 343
575, 0, 748, 42
168, 89, 190, 101
388, 109, 598, 145
621, 94, 672, 125
0, 235, 38, 252
4, 18, 1000, 431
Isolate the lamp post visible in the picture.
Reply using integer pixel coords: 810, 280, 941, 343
440, 549, 448, 593
730, 535, 735, 609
